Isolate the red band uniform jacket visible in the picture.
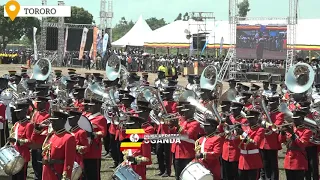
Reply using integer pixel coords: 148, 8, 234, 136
171, 117, 200, 159
279, 125, 313, 170
305, 112, 318, 148
42, 130, 76, 180
115, 106, 137, 141
84, 112, 108, 159
141, 122, 155, 165
11, 120, 34, 162
260, 110, 284, 150
238, 125, 265, 170
30, 110, 50, 148
70, 126, 89, 169
0, 103, 5, 124
222, 115, 247, 162
196, 133, 223, 180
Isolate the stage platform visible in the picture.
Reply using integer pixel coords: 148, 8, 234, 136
233, 71, 283, 82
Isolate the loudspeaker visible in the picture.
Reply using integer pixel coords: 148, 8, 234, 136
46, 27, 58, 50
192, 33, 207, 50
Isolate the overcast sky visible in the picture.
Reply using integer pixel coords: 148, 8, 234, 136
9, 0, 320, 26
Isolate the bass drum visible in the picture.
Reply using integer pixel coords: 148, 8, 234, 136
112, 164, 141, 180
180, 162, 213, 180
0, 146, 25, 175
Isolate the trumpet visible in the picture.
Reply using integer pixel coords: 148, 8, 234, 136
262, 122, 293, 132
223, 123, 242, 135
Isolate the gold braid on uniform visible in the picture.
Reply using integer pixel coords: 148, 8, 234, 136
194, 138, 201, 154
42, 132, 54, 157
61, 171, 70, 180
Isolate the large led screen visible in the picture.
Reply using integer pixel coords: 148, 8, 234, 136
236, 24, 287, 60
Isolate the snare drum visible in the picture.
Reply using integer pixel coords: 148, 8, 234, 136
112, 164, 141, 180
180, 162, 213, 180
71, 162, 82, 180
0, 146, 25, 175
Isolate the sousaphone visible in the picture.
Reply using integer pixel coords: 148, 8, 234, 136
200, 65, 223, 101
32, 58, 52, 81
106, 54, 121, 81
285, 62, 315, 93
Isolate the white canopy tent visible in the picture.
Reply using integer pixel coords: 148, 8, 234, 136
144, 19, 320, 49
112, 15, 152, 47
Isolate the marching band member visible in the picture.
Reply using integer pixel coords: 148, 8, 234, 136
171, 104, 200, 180
111, 95, 135, 168
222, 102, 247, 180
73, 88, 85, 111
67, 110, 89, 178
270, 83, 280, 97
154, 71, 167, 90
157, 87, 177, 177
0, 78, 8, 147
260, 96, 284, 180
8, 102, 34, 180
83, 99, 108, 180
279, 110, 313, 180
241, 92, 254, 111
53, 70, 62, 81
30, 96, 51, 180
77, 76, 86, 87
262, 81, 273, 97
299, 102, 319, 180
186, 75, 195, 90
41, 111, 76, 180
26, 79, 37, 95
122, 116, 151, 180
288, 93, 304, 111
81, 99, 91, 117
141, 72, 150, 86
194, 119, 223, 180
228, 78, 238, 90
198, 88, 214, 137
237, 110, 265, 180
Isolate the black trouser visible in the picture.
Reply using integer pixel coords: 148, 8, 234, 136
174, 158, 192, 180
222, 159, 239, 180
109, 134, 119, 165
0, 121, 9, 147
12, 163, 27, 180
305, 146, 319, 180
86, 61, 91, 70
83, 159, 101, 180
260, 149, 279, 180
156, 143, 171, 174
220, 156, 224, 180
239, 169, 259, 180
31, 149, 43, 180
285, 170, 305, 180
103, 124, 110, 154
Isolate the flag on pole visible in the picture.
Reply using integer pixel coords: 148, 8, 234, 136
33, 27, 38, 61
63, 26, 68, 58
78, 27, 89, 60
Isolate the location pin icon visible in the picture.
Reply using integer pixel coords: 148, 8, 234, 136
5, 0, 20, 21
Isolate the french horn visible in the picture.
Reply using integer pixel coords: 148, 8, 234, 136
285, 62, 315, 93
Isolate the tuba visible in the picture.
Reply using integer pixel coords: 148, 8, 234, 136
32, 58, 52, 81
285, 62, 315, 94
106, 54, 121, 81
200, 65, 223, 102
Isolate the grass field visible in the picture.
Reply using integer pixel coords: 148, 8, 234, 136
0, 64, 297, 180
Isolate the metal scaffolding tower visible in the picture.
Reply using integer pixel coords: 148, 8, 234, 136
219, 0, 298, 80
100, 0, 107, 31
57, 1, 65, 67
218, 0, 238, 80
39, 0, 47, 56
287, 0, 298, 72
188, 12, 215, 56
106, 0, 113, 42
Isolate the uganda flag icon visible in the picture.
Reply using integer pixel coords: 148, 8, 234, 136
120, 129, 145, 151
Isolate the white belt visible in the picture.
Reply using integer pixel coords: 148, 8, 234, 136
240, 149, 259, 155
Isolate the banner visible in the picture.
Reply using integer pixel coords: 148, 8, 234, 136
92, 27, 98, 61
33, 27, 38, 61
201, 38, 209, 55
102, 33, 109, 57
63, 26, 69, 58
89, 44, 93, 59
189, 35, 193, 57
78, 27, 89, 60
220, 37, 224, 55
97, 30, 103, 54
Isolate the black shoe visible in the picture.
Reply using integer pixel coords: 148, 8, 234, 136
161, 173, 169, 177
156, 172, 165, 176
